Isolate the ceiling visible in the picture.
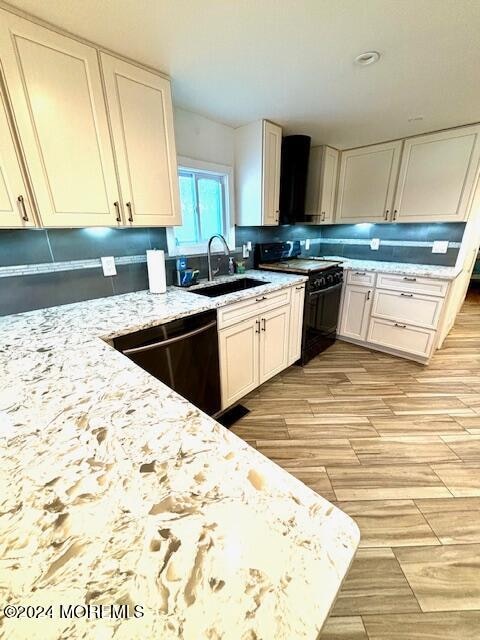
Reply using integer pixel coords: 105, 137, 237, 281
6, 0, 480, 148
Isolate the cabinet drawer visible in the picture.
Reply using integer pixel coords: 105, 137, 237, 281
346, 270, 376, 287
372, 289, 443, 330
376, 273, 449, 297
367, 317, 436, 359
217, 286, 292, 329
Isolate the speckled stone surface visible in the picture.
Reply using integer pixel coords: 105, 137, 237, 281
321, 256, 461, 279
0, 271, 359, 640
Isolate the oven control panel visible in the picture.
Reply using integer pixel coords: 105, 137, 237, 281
310, 267, 343, 292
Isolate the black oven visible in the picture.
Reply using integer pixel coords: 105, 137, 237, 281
301, 268, 343, 365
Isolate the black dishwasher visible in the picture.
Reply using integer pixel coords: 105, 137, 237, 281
113, 310, 221, 416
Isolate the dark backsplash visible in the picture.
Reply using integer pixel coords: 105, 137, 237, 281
0, 222, 465, 316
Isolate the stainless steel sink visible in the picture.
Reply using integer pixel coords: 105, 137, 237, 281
188, 277, 268, 298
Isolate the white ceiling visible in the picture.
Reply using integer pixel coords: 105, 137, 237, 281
6, 0, 480, 148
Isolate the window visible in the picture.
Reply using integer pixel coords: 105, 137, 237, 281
167, 157, 234, 256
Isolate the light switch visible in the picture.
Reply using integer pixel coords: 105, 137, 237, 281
101, 256, 117, 276
432, 241, 449, 254
305, 239, 310, 250
370, 238, 380, 250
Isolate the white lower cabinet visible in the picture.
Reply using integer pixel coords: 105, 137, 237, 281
219, 316, 260, 409
218, 285, 303, 409
339, 285, 373, 341
288, 284, 305, 364
259, 304, 291, 383
338, 268, 449, 363
367, 318, 436, 359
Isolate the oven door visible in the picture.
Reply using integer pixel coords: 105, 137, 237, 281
302, 281, 343, 361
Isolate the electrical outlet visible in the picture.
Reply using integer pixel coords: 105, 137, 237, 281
432, 241, 449, 254
242, 244, 249, 259
305, 239, 310, 250
101, 256, 117, 276
370, 238, 380, 250
246, 241, 252, 251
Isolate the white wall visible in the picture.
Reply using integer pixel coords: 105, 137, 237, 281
173, 107, 234, 166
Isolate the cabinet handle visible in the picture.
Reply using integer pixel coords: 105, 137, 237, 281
400, 293, 414, 297
295, 286, 304, 290
261, 318, 266, 332
113, 201, 121, 223
393, 209, 398, 220
321, 212, 325, 222
355, 271, 366, 276
126, 201, 133, 222
17, 195, 28, 221
367, 290, 371, 300
403, 276, 417, 282
255, 319, 260, 334
255, 296, 267, 302
394, 323, 407, 328
384, 209, 389, 220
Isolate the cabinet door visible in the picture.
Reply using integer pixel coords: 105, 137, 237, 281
319, 146, 339, 223
338, 285, 373, 341
288, 285, 305, 364
218, 316, 259, 409
0, 11, 120, 227
259, 304, 290, 384
0, 85, 35, 228
262, 120, 282, 225
393, 126, 480, 222
336, 141, 402, 223
100, 53, 181, 227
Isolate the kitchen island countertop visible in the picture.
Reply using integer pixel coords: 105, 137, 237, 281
0, 270, 359, 639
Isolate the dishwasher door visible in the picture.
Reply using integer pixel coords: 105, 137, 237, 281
113, 310, 221, 416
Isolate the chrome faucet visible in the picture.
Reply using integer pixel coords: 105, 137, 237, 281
207, 234, 230, 281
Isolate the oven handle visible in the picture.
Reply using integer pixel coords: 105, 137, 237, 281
122, 320, 217, 355
308, 282, 343, 298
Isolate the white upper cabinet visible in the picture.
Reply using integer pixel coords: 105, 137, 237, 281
0, 84, 35, 228
100, 53, 181, 227
0, 10, 121, 227
235, 119, 282, 226
393, 125, 480, 222
336, 141, 402, 224
305, 145, 339, 223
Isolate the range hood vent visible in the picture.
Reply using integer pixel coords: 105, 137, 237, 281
279, 134, 311, 224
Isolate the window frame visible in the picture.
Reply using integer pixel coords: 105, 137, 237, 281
166, 156, 235, 256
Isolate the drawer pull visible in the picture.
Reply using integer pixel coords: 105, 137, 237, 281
400, 293, 414, 297
403, 276, 417, 282
355, 272, 366, 276
255, 296, 267, 302
295, 286, 304, 290
394, 323, 407, 328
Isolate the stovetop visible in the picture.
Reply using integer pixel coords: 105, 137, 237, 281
258, 258, 341, 274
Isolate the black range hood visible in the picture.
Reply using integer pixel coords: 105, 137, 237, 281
279, 134, 311, 224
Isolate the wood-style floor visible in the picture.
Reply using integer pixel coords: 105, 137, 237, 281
231, 286, 480, 639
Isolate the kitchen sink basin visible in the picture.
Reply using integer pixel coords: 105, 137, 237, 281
188, 277, 268, 298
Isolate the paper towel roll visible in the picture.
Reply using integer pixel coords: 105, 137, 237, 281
146, 249, 167, 294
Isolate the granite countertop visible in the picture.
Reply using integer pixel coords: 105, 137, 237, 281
0, 270, 359, 640
320, 256, 462, 280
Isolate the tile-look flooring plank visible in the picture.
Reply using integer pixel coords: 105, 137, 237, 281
415, 497, 480, 544
283, 466, 336, 501
309, 398, 392, 417
255, 438, 360, 467
431, 462, 480, 497
328, 465, 452, 501
384, 396, 474, 416
395, 543, 480, 611
321, 616, 368, 640
286, 417, 379, 440
336, 500, 439, 548
362, 611, 480, 640
331, 548, 421, 615
349, 436, 460, 465
370, 415, 466, 436
440, 434, 480, 460
230, 415, 289, 441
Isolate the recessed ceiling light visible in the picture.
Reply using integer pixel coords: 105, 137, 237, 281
355, 51, 381, 66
